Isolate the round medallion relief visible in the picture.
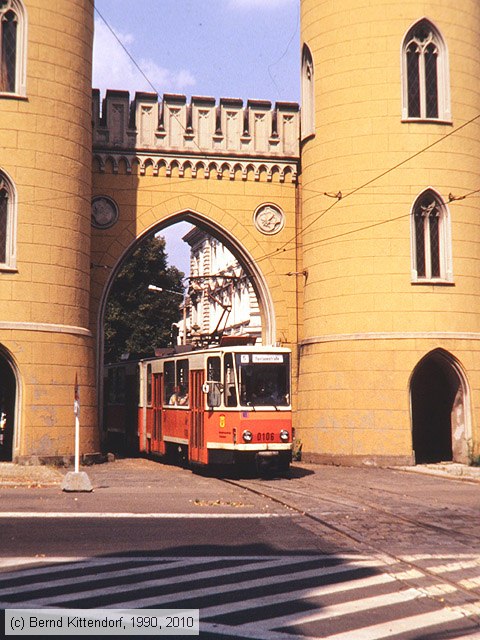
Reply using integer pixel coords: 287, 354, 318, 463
91, 196, 119, 229
253, 204, 285, 235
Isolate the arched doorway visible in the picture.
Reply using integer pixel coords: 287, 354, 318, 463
0, 349, 17, 462
410, 350, 470, 464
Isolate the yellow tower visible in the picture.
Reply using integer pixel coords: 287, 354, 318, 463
299, 0, 480, 464
0, 0, 97, 461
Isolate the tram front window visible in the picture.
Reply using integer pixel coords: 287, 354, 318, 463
236, 353, 290, 407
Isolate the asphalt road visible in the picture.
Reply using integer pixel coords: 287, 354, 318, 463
1, 459, 480, 639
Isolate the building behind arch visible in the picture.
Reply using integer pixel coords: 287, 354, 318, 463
1, 0, 480, 467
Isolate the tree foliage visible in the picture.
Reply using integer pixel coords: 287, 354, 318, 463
104, 235, 184, 363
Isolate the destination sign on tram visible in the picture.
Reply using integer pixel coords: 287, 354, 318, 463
251, 354, 284, 363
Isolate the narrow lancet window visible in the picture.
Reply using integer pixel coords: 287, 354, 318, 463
411, 190, 452, 283
402, 19, 449, 121
301, 44, 314, 139
0, 173, 16, 269
0, 1, 26, 96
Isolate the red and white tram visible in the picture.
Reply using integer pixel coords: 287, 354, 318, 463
104, 343, 293, 473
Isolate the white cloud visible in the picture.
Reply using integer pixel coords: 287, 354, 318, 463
92, 19, 195, 97
228, 0, 297, 9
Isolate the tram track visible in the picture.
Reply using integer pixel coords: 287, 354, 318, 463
222, 476, 480, 612
230, 478, 480, 546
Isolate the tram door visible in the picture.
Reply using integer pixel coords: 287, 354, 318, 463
189, 370, 205, 464
151, 373, 163, 453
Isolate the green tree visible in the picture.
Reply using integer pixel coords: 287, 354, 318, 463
104, 235, 184, 363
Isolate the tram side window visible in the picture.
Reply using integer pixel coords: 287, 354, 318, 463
146, 364, 152, 407
224, 353, 237, 407
135, 366, 141, 407
207, 357, 221, 382
164, 359, 189, 406
206, 356, 222, 408
164, 361, 175, 404
176, 360, 189, 406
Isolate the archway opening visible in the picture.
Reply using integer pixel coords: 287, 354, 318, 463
100, 212, 271, 455
0, 350, 16, 462
410, 350, 469, 464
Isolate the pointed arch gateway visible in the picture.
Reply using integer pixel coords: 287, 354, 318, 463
410, 349, 471, 464
96, 209, 279, 445
97, 207, 278, 388
98, 209, 276, 347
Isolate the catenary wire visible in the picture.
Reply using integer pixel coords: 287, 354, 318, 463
91, 7, 480, 274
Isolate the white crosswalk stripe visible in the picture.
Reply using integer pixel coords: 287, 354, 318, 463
2, 553, 480, 638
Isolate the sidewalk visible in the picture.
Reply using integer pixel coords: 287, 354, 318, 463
0, 458, 289, 516
0, 461, 63, 487
1, 457, 480, 490
395, 460, 480, 482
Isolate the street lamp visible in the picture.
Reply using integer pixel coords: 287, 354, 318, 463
148, 284, 183, 297
148, 284, 187, 345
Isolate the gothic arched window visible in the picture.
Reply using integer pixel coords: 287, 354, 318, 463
301, 44, 314, 139
402, 19, 450, 122
411, 189, 452, 283
0, 0, 27, 96
0, 171, 16, 269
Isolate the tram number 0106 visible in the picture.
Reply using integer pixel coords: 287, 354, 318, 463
256, 432, 275, 442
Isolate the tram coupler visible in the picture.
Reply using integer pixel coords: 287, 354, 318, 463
255, 451, 280, 476
255, 450, 291, 476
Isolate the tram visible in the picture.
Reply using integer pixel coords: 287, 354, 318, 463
104, 342, 293, 473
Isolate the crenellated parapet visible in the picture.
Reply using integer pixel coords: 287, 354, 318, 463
92, 90, 299, 182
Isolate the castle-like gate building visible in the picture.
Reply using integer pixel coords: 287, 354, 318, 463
1, 0, 480, 466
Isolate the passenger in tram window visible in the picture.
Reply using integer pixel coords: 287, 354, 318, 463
177, 386, 189, 406
169, 385, 188, 406
169, 386, 180, 405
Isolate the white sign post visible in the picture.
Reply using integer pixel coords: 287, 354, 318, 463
61, 373, 93, 493
74, 373, 80, 474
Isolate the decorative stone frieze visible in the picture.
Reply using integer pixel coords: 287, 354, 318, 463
92, 151, 297, 183
92, 90, 299, 182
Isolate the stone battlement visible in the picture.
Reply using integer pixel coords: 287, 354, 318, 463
92, 90, 299, 158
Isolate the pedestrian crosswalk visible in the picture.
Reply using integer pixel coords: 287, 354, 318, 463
1, 553, 480, 638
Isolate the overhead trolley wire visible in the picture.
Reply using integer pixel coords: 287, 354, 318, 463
91, 7, 480, 274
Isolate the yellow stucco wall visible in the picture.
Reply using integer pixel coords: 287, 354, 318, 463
299, 0, 480, 462
0, 0, 97, 459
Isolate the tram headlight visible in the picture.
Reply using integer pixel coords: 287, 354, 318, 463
280, 429, 289, 442
242, 429, 253, 442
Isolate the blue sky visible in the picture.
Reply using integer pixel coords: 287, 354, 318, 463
92, 0, 300, 274
93, 0, 300, 104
